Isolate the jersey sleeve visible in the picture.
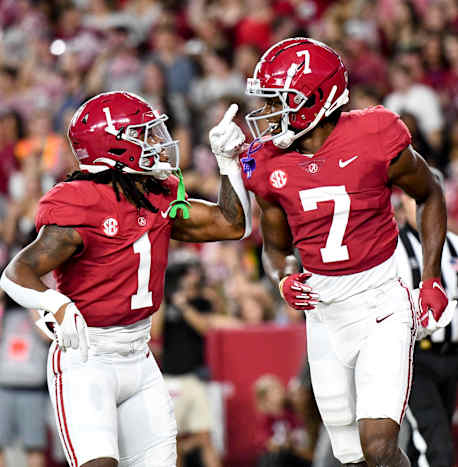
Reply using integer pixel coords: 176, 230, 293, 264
35, 182, 100, 246
377, 107, 412, 164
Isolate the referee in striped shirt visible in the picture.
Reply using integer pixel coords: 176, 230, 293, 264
395, 179, 458, 467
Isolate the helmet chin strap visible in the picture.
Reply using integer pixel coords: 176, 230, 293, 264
84, 157, 173, 178
151, 170, 170, 180
273, 130, 296, 149
145, 160, 173, 180
272, 86, 349, 149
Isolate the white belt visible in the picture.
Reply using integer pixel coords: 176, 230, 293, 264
86, 317, 152, 355
89, 336, 149, 355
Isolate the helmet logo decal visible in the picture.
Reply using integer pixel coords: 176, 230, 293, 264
103, 217, 119, 236
103, 107, 117, 134
270, 170, 288, 189
296, 50, 312, 74
82, 113, 89, 124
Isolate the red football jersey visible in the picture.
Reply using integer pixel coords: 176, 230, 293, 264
241, 106, 411, 276
35, 178, 180, 327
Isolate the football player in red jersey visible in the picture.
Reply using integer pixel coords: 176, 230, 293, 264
209, 38, 449, 467
0, 91, 252, 467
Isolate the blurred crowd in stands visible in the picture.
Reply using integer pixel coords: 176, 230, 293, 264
0, 0, 458, 466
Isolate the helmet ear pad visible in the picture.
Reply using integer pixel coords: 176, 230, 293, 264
287, 90, 321, 130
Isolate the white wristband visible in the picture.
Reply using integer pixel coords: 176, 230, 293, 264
226, 170, 252, 239
0, 272, 72, 314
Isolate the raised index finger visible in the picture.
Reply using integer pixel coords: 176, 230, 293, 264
219, 103, 238, 126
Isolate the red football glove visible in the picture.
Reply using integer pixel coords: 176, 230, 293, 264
419, 278, 449, 327
279, 272, 319, 311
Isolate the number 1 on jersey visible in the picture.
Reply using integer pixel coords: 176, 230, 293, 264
131, 233, 153, 309
299, 186, 350, 263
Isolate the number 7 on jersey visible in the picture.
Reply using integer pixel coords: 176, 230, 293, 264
299, 185, 350, 263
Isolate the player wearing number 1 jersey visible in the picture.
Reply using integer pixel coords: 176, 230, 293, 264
0, 91, 251, 467
209, 38, 449, 467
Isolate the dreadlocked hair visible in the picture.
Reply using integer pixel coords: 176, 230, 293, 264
64, 168, 170, 213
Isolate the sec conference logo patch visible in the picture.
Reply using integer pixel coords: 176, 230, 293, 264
103, 217, 119, 236
270, 170, 288, 189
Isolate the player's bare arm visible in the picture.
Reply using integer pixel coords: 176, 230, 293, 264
256, 195, 299, 283
3, 225, 82, 320
256, 195, 318, 312
171, 175, 245, 242
5, 225, 81, 288
388, 145, 446, 280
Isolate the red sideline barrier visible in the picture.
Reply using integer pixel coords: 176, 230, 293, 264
206, 323, 307, 466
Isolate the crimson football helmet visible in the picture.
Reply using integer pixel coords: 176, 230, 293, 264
245, 38, 349, 148
68, 91, 179, 179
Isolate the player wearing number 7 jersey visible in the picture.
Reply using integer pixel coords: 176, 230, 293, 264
0, 91, 251, 467
209, 38, 449, 467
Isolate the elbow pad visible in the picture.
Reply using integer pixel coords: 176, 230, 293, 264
0, 271, 71, 313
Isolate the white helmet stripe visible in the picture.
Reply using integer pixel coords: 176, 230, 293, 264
284, 62, 298, 89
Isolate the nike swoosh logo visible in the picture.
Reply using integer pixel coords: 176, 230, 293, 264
376, 312, 394, 323
161, 207, 171, 218
339, 156, 358, 168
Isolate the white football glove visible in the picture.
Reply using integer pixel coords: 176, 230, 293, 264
35, 309, 59, 340
209, 104, 245, 175
55, 302, 89, 362
411, 288, 458, 340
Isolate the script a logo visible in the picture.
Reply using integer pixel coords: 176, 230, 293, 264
270, 170, 288, 189
307, 162, 319, 174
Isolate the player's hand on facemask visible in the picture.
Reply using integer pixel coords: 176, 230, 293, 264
209, 104, 246, 174
418, 278, 449, 327
279, 272, 319, 311
55, 302, 89, 362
